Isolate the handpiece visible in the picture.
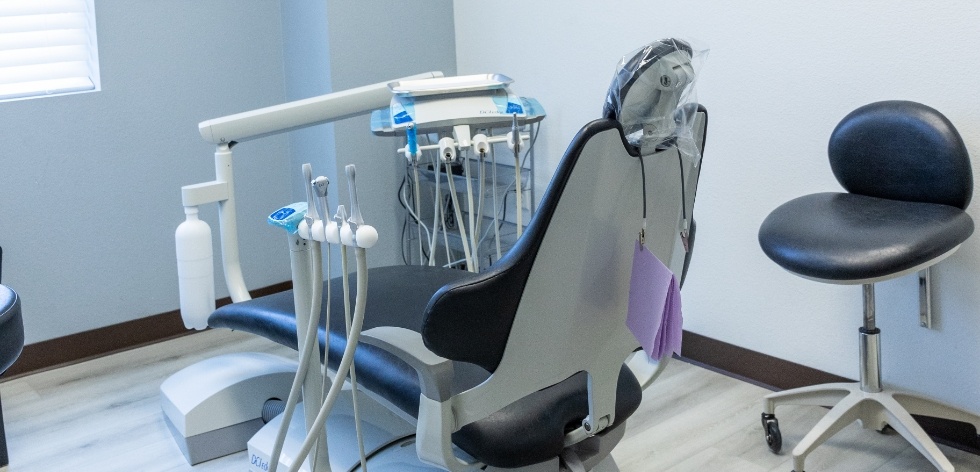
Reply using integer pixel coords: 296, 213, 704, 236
344, 164, 378, 249
298, 163, 318, 240
345, 165, 363, 228
312, 176, 329, 242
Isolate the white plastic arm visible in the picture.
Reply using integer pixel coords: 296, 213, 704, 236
200, 71, 443, 144
214, 144, 250, 302
183, 72, 444, 304
179, 143, 250, 303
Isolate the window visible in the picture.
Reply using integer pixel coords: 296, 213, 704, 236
0, 0, 100, 102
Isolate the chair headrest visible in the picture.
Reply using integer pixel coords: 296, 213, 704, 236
602, 38, 701, 153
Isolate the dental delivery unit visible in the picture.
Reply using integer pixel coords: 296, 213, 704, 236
165, 38, 708, 471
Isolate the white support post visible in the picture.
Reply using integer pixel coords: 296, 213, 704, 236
213, 144, 251, 303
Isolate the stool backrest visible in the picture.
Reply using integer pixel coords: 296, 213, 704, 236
828, 100, 972, 210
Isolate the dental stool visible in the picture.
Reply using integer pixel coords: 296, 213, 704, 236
758, 100, 979, 472
0, 249, 25, 470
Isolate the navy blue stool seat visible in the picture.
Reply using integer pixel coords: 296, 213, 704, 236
760, 192, 973, 281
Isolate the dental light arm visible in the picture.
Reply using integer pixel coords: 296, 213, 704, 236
176, 71, 442, 328
199, 71, 441, 145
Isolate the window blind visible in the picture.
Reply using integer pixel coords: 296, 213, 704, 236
0, 0, 100, 102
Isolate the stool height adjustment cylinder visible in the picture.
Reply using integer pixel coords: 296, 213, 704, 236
859, 283, 882, 393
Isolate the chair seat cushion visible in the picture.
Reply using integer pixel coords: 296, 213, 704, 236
759, 192, 974, 281
0, 285, 24, 373
209, 264, 642, 467
210, 265, 477, 417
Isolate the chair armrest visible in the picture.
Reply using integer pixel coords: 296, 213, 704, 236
360, 326, 474, 471
360, 326, 454, 401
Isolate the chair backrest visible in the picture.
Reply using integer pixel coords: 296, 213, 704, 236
829, 100, 972, 209
421, 108, 706, 428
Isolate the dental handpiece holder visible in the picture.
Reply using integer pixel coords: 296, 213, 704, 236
256, 162, 381, 472
370, 74, 546, 271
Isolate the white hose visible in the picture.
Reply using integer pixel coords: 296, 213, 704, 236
490, 144, 502, 260
340, 246, 369, 471
313, 244, 333, 470
428, 162, 443, 267
463, 153, 478, 265
412, 164, 424, 265
444, 161, 475, 272
475, 152, 486, 267
399, 176, 433, 259
514, 150, 523, 239
289, 247, 369, 472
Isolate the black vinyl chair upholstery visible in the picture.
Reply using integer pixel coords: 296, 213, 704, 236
760, 101, 974, 281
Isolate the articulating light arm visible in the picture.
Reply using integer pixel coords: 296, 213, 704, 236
176, 71, 443, 327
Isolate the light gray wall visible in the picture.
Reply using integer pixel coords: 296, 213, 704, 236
454, 1, 980, 414
282, 0, 335, 205
0, 1, 292, 344
0, 0, 457, 345
282, 0, 457, 269
327, 0, 457, 268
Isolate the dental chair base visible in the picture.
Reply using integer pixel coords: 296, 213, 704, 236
160, 352, 297, 464
162, 349, 627, 471
248, 394, 624, 471
248, 394, 415, 471
764, 382, 980, 472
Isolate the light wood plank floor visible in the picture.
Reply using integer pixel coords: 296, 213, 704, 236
1, 330, 978, 471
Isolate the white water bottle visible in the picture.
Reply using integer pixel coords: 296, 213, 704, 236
175, 206, 215, 330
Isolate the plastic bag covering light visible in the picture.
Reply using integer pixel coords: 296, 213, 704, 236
602, 38, 707, 160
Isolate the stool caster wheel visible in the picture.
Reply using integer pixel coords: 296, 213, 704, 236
762, 413, 782, 453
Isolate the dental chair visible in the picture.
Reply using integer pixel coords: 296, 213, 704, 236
165, 39, 707, 471
758, 100, 980, 472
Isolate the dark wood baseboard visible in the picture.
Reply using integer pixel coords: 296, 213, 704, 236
680, 331, 851, 390
679, 330, 980, 455
4, 281, 291, 379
